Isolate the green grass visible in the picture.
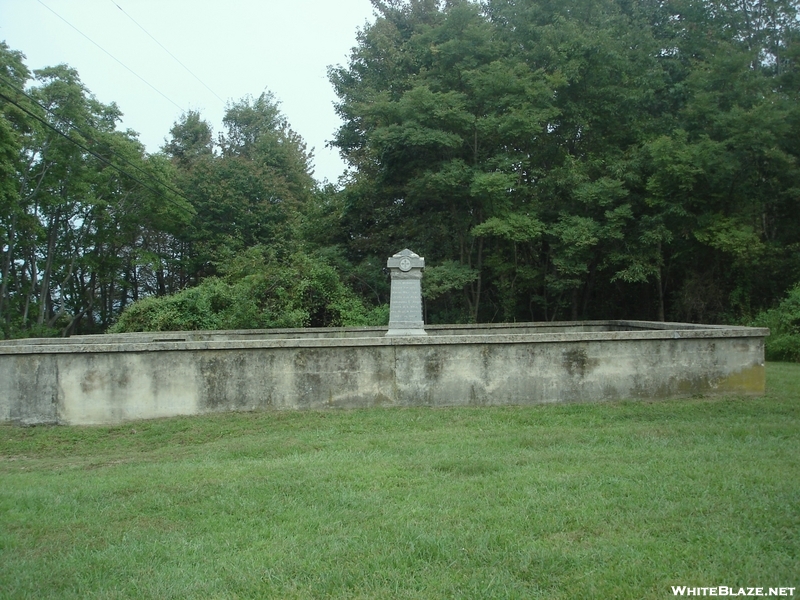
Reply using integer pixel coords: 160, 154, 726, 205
1, 364, 799, 599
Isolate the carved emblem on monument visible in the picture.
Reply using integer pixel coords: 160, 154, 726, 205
386, 249, 427, 336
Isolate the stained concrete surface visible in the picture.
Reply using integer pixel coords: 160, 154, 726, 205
0, 321, 768, 425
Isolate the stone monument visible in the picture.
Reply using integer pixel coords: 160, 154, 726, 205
386, 248, 427, 336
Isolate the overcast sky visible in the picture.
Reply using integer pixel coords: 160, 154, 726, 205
0, 0, 377, 183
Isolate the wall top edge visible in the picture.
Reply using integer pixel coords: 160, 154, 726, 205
2, 319, 764, 341
0, 322, 769, 355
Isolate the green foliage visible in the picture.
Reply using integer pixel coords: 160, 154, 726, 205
165, 93, 315, 278
0, 45, 321, 338
330, 0, 800, 324
472, 213, 545, 244
110, 247, 383, 332
107, 281, 235, 332
4, 0, 800, 335
752, 284, 800, 362
162, 110, 213, 168
0, 54, 198, 338
422, 260, 479, 300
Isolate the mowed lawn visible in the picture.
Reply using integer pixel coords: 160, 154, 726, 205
1, 364, 798, 599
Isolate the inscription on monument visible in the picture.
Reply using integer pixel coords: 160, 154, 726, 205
386, 249, 427, 336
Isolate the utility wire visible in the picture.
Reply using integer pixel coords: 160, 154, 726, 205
109, 0, 226, 106
0, 81, 195, 218
0, 74, 193, 209
36, 0, 186, 113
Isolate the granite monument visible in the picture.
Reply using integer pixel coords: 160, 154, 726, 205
386, 248, 427, 336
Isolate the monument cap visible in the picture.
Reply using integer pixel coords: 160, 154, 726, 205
386, 248, 424, 271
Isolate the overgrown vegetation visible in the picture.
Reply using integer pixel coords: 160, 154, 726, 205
1, 363, 798, 598
1, 0, 799, 337
752, 284, 800, 362
329, 0, 800, 324
110, 247, 386, 332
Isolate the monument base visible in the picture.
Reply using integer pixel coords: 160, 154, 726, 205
386, 319, 427, 336
386, 328, 428, 337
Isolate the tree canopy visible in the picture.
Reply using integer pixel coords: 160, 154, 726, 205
329, 0, 800, 324
1, 0, 799, 340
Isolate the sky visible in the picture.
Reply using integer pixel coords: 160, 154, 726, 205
0, 0, 377, 183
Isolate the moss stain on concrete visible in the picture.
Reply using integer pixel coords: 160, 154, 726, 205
715, 364, 766, 394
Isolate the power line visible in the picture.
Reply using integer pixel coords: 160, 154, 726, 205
0, 74, 194, 208
36, 0, 186, 113
0, 81, 195, 218
108, 0, 226, 106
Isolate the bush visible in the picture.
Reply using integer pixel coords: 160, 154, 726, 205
109, 248, 386, 333
751, 284, 800, 362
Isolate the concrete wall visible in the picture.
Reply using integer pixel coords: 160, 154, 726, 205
0, 321, 767, 426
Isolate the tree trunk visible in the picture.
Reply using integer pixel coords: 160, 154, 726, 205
570, 287, 579, 321
581, 260, 598, 319
466, 236, 484, 322
37, 209, 60, 326
0, 213, 16, 335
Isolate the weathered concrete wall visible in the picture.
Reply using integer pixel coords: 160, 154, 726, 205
0, 321, 767, 425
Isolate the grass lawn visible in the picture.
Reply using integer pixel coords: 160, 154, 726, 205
1, 363, 799, 599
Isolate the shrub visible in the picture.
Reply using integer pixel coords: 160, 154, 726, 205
751, 284, 800, 362
109, 248, 385, 333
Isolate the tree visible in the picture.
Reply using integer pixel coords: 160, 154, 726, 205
165, 93, 316, 279
639, 0, 800, 321
0, 47, 192, 337
331, 0, 555, 321
329, 0, 800, 324
0, 42, 31, 337
330, 0, 648, 321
